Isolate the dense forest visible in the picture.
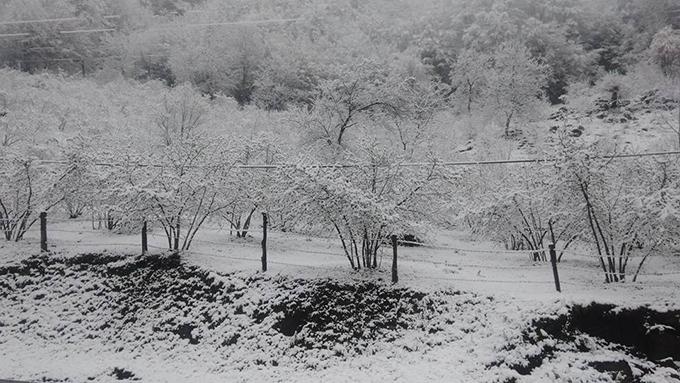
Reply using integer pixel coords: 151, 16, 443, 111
1, 0, 679, 107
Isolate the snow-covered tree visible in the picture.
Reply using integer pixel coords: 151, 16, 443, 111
119, 139, 237, 250
0, 148, 64, 241
97, 84, 241, 250
281, 136, 456, 270
298, 60, 400, 150
451, 49, 490, 114
156, 83, 208, 146
460, 159, 584, 261
168, 24, 266, 103
553, 137, 680, 282
650, 27, 680, 78
483, 41, 549, 136
221, 132, 284, 238
386, 77, 448, 155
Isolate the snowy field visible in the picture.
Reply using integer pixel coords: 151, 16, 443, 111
1, 219, 679, 382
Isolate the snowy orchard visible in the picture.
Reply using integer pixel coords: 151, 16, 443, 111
1, 68, 679, 281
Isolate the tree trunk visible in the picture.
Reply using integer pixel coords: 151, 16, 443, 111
173, 220, 180, 252
504, 112, 513, 137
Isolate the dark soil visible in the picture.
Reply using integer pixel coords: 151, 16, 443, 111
507, 303, 680, 379
535, 304, 680, 362
0, 252, 439, 359
255, 280, 430, 352
6, 252, 675, 381
111, 367, 138, 380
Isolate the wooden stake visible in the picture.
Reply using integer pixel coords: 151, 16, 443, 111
40, 212, 47, 252
141, 219, 148, 255
549, 243, 561, 292
391, 235, 398, 284
261, 212, 268, 272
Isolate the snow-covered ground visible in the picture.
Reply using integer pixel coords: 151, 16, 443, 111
1, 219, 680, 382
6, 219, 680, 309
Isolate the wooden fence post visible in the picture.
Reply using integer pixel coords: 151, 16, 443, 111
549, 243, 561, 292
141, 219, 148, 255
40, 212, 47, 252
391, 235, 398, 284
261, 212, 268, 272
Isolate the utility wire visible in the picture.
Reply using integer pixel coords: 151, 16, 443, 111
0, 15, 120, 26
5, 54, 166, 64
59, 28, 116, 35
0, 11, 218, 27
0, 28, 115, 38
19, 150, 680, 170
398, 239, 549, 255
0, 17, 301, 39
0, 32, 30, 38
148, 17, 300, 31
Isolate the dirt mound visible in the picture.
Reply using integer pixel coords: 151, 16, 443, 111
254, 280, 430, 353
0, 253, 443, 366
3, 253, 676, 381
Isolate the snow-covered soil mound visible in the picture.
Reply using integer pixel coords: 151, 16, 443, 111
1, 252, 679, 382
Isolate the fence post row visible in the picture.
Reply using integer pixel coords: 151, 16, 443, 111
549, 243, 561, 292
40, 212, 48, 252
261, 212, 268, 272
391, 234, 398, 284
34, 214, 563, 292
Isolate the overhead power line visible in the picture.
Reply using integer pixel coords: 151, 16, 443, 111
19, 150, 680, 170
0, 32, 30, 38
0, 46, 59, 51
0, 17, 301, 39
0, 28, 115, 38
150, 17, 301, 30
0, 15, 120, 26
0, 12, 214, 27
6, 53, 166, 64
14, 57, 84, 63
59, 28, 116, 35
233, 150, 680, 169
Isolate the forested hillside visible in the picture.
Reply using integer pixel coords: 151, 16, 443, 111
1, 0, 678, 106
